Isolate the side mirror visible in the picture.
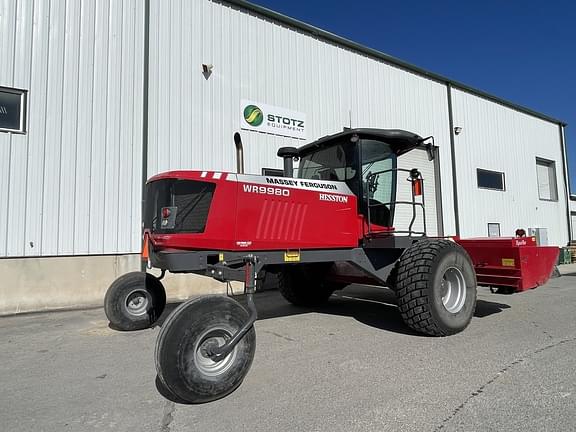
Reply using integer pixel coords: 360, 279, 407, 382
419, 136, 436, 161
426, 144, 436, 161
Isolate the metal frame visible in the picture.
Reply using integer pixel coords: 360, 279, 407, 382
0, 86, 28, 134
149, 243, 415, 287
365, 168, 427, 238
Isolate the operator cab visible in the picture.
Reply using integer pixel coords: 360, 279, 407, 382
281, 128, 431, 232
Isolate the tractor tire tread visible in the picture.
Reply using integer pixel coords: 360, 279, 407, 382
395, 239, 475, 336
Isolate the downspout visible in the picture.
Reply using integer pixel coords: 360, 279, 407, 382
141, 0, 151, 271
446, 83, 460, 236
559, 124, 571, 244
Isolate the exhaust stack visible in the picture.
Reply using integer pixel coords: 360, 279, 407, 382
277, 147, 298, 178
234, 132, 244, 174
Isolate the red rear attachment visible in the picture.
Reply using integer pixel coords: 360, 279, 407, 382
455, 237, 559, 292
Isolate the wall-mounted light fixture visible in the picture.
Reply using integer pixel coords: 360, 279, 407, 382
202, 63, 213, 80
454, 126, 462, 135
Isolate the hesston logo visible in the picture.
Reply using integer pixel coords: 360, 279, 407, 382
319, 193, 348, 203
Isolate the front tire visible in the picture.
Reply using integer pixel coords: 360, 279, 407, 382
155, 296, 256, 404
394, 240, 477, 336
104, 271, 166, 331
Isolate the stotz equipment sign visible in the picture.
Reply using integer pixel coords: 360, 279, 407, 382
241, 100, 307, 140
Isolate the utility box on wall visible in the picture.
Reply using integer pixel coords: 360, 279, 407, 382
528, 228, 549, 246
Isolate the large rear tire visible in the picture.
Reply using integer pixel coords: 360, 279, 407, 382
155, 296, 256, 404
394, 240, 477, 336
104, 271, 166, 331
278, 265, 343, 307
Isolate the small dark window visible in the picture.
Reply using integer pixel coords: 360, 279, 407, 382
262, 168, 284, 177
477, 169, 505, 191
0, 87, 27, 133
488, 223, 501, 237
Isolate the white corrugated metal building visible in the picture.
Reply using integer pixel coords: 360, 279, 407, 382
0, 0, 570, 314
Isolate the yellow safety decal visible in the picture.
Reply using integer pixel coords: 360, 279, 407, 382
219, 253, 224, 262
284, 250, 301, 262
502, 258, 515, 267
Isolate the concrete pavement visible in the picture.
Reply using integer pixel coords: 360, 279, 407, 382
0, 272, 575, 431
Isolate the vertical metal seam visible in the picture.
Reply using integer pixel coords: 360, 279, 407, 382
56, 0, 68, 253
140, 0, 150, 269
115, 0, 125, 254
11, 0, 18, 83
22, 0, 35, 256
87, 0, 97, 254
71, 0, 82, 254
4, 0, 18, 255
129, 0, 137, 253
446, 83, 460, 236
39, 0, 53, 255
101, 0, 111, 253
559, 124, 571, 243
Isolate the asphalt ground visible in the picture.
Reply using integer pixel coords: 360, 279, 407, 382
1, 272, 575, 432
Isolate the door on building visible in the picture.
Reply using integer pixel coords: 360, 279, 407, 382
394, 148, 441, 236
571, 212, 576, 241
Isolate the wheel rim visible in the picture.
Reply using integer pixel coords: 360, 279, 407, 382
440, 267, 467, 313
125, 289, 151, 316
193, 327, 237, 377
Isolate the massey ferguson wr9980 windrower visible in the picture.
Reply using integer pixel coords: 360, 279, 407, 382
104, 129, 559, 404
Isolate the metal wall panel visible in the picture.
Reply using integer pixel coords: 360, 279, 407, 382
397, 149, 438, 236
147, 0, 456, 236
0, 0, 145, 257
2, 0, 567, 258
451, 88, 568, 246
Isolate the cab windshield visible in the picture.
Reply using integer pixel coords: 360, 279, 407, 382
298, 140, 358, 182
298, 138, 397, 226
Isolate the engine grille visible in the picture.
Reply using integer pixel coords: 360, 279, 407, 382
144, 179, 216, 233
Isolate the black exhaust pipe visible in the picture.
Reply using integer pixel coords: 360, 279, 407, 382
234, 132, 244, 174
277, 147, 298, 178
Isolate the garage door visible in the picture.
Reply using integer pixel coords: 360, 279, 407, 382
394, 149, 439, 236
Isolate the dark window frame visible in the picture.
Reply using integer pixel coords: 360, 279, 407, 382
0, 86, 27, 134
476, 168, 505, 191
535, 157, 558, 202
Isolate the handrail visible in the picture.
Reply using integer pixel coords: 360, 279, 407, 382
366, 168, 426, 238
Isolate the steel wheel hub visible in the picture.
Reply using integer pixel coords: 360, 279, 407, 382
440, 267, 466, 313
125, 289, 151, 316
194, 327, 237, 377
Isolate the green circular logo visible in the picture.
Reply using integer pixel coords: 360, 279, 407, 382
243, 105, 263, 126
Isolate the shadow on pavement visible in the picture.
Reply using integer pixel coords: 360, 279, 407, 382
155, 284, 511, 337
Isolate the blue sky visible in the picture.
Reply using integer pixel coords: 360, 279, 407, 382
250, 0, 576, 190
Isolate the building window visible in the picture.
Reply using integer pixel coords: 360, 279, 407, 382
487, 223, 501, 237
0, 87, 27, 134
477, 169, 505, 191
536, 158, 558, 201
262, 168, 284, 177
